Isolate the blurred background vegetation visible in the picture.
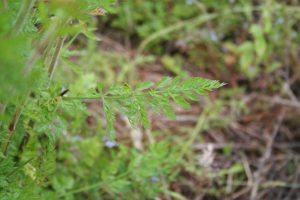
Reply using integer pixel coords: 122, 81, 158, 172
1, 0, 300, 199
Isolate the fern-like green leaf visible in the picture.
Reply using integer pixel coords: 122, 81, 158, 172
97, 76, 224, 134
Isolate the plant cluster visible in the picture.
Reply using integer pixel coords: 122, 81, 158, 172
0, 1, 223, 199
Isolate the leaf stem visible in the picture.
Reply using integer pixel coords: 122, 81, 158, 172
48, 37, 65, 81
62, 86, 210, 102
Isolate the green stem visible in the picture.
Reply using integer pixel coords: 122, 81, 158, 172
48, 37, 65, 81
65, 33, 79, 49
179, 111, 207, 157
11, 0, 36, 35
137, 14, 216, 54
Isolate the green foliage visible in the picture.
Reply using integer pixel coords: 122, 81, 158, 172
110, 0, 199, 38
109, 0, 300, 79
98, 76, 224, 136
52, 140, 180, 200
0, 1, 223, 199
